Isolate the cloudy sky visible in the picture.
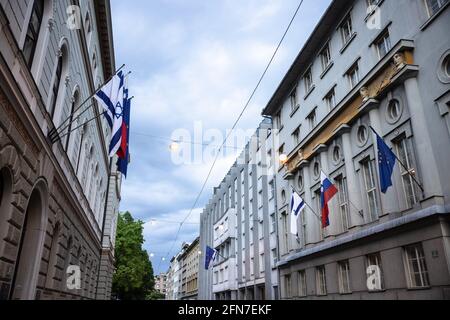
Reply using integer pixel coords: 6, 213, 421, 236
110, 0, 331, 274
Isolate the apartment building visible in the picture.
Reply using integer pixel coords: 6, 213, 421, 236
262, 0, 450, 300
0, 0, 120, 300
198, 119, 280, 300
179, 237, 200, 300
155, 273, 167, 296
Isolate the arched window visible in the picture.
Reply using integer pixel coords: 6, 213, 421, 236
49, 54, 63, 119
65, 90, 79, 152
48, 42, 69, 126
23, 0, 44, 68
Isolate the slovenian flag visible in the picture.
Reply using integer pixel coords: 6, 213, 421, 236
320, 172, 338, 229
290, 191, 306, 236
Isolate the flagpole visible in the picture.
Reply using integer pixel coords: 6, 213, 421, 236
369, 126, 425, 194
48, 64, 126, 140
51, 111, 107, 144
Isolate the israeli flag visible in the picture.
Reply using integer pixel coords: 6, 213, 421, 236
94, 71, 125, 157
290, 191, 306, 236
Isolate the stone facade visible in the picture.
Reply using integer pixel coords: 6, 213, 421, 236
262, 0, 450, 300
0, 0, 120, 300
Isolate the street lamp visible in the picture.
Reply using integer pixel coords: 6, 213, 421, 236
279, 154, 288, 165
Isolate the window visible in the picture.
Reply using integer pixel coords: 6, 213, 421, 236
282, 212, 289, 253
347, 63, 360, 89
260, 253, 265, 273
425, 0, 449, 17
275, 112, 282, 131
290, 87, 299, 112
313, 162, 320, 178
324, 88, 336, 111
404, 244, 430, 288
315, 266, 327, 296
366, 253, 384, 291
395, 137, 419, 208
307, 110, 317, 129
292, 126, 301, 145
284, 274, 292, 299
304, 68, 313, 93
298, 270, 307, 297
336, 176, 350, 232
267, 150, 273, 169
297, 174, 304, 190
320, 43, 332, 71
271, 248, 277, 265
362, 159, 379, 222
270, 213, 276, 233
340, 14, 354, 45
269, 180, 275, 200
65, 91, 79, 152
23, 0, 44, 68
376, 31, 392, 59
49, 55, 63, 119
332, 146, 341, 163
338, 261, 351, 294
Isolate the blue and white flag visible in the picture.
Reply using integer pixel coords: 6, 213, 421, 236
94, 71, 125, 158
205, 246, 217, 270
290, 191, 306, 236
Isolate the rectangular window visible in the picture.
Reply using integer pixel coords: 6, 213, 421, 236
282, 212, 289, 254
376, 31, 392, 59
362, 159, 379, 222
290, 87, 299, 112
315, 266, 327, 296
269, 180, 275, 200
304, 68, 313, 93
270, 213, 276, 233
260, 253, 265, 273
340, 14, 354, 45
366, 252, 385, 291
284, 274, 292, 299
425, 0, 449, 17
404, 244, 430, 288
272, 248, 277, 265
347, 63, 360, 89
298, 270, 307, 297
395, 137, 419, 208
338, 260, 351, 294
320, 43, 332, 71
292, 126, 301, 145
324, 88, 336, 111
275, 112, 282, 131
307, 110, 317, 130
336, 176, 350, 232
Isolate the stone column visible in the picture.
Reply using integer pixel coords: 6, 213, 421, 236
336, 125, 364, 226
361, 99, 399, 216
404, 77, 443, 198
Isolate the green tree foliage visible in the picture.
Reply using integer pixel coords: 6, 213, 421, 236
112, 211, 155, 300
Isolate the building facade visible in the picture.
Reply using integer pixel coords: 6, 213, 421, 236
165, 243, 188, 300
179, 237, 200, 300
262, 0, 450, 300
0, 0, 120, 300
199, 120, 280, 300
154, 273, 167, 296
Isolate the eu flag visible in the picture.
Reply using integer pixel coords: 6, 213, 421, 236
375, 132, 396, 193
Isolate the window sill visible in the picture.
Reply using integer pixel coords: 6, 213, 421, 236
407, 286, 431, 291
303, 85, 315, 100
420, 2, 450, 31
340, 33, 357, 55
320, 61, 334, 79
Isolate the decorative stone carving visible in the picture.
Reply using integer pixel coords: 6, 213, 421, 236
47, 19, 55, 32
393, 52, 406, 70
360, 86, 370, 102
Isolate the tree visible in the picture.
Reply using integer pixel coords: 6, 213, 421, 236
112, 211, 154, 300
